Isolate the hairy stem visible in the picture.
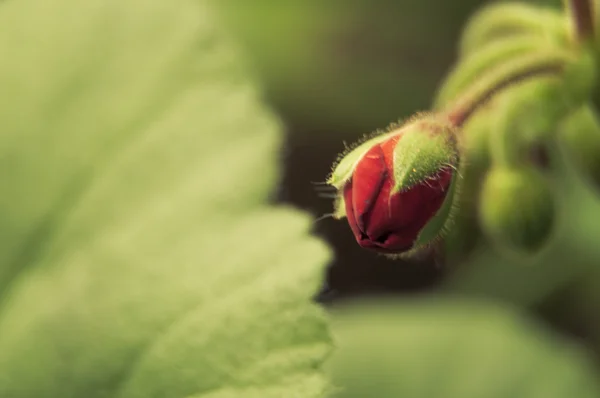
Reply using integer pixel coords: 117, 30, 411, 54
565, 0, 595, 43
445, 52, 571, 128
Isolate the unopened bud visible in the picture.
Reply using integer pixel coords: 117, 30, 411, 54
559, 104, 600, 191
479, 166, 555, 253
327, 114, 460, 254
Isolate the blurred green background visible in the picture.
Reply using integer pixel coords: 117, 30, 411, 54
5, 0, 600, 396
213, 0, 600, 360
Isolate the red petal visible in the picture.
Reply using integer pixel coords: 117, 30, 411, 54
382, 167, 454, 250
343, 180, 362, 241
380, 133, 402, 172
361, 174, 393, 243
368, 167, 453, 252
350, 144, 388, 233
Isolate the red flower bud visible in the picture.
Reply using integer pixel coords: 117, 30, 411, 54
329, 116, 459, 254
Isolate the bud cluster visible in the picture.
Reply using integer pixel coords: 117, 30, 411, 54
325, 0, 599, 260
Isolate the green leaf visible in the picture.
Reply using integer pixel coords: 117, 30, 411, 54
0, 0, 332, 397
328, 298, 600, 398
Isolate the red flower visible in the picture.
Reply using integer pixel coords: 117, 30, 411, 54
342, 133, 454, 253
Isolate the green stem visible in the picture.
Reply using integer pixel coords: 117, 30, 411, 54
445, 51, 572, 128
435, 37, 556, 108
459, 3, 566, 56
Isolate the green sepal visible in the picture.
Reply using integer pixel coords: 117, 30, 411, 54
479, 166, 555, 254
327, 131, 397, 189
391, 118, 458, 194
412, 171, 460, 249
459, 2, 567, 56
332, 193, 346, 220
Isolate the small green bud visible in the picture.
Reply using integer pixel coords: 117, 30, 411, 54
561, 47, 596, 105
489, 74, 583, 167
558, 104, 600, 191
479, 166, 555, 254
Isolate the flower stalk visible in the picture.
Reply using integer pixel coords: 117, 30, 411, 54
444, 52, 570, 128
565, 0, 595, 43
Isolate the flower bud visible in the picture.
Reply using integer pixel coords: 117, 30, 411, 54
558, 104, 600, 192
327, 115, 459, 254
479, 166, 555, 253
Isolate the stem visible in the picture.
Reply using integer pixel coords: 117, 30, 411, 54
435, 37, 551, 109
459, 3, 566, 56
445, 52, 571, 128
565, 0, 595, 43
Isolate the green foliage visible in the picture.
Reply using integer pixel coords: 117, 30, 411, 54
4, 0, 600, 397
0, 0, 332, 397
328, 298, 600, 398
